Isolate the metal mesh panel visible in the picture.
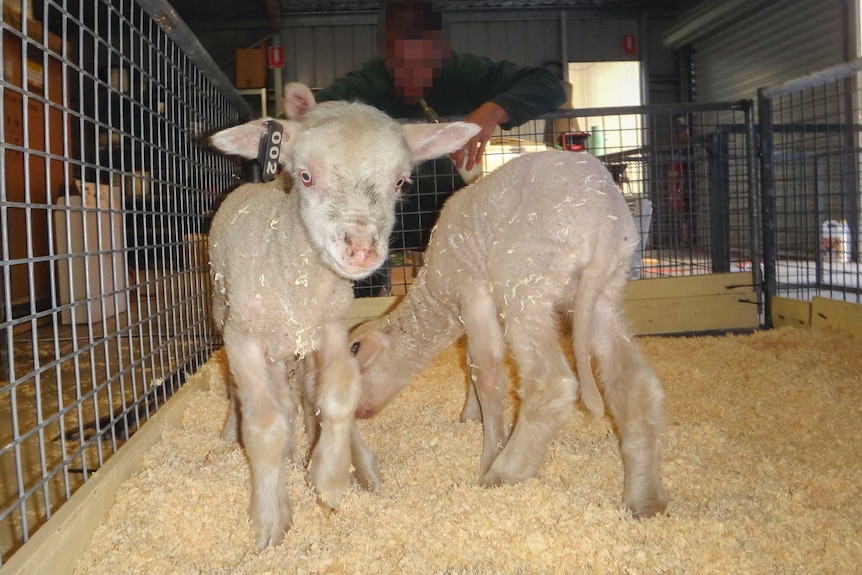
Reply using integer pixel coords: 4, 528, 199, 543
0, 0, 245, 562
364, 102, 758, 298
759, 59, 862, 306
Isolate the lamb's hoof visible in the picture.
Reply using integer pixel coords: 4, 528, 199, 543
254, 527, 285, 550
459, 413, 481, 424
221, 427, 238, 443
316, 497, 340, 519
481, 475, 503, 488
352, 468, 382, 493
481, 457, 535, 487
311, 477, 345, 518
628, 497, 668, 519
308, 459, 349, 517
459, 406, 482, 423
251, 503, 291, 549
481, 469, 526, 488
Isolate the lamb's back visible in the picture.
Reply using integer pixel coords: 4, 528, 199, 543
426, 150, 636, 303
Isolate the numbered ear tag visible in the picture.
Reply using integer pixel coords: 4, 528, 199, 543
258, 121, 284, 182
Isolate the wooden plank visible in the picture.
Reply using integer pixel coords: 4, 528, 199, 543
624, 275, 760, 334
811, 297, 862, 339
346, 275, 760, 336
0, 363, 218, 575
624, 292, 759, 335
623, 272, 756, 300
771, 297, 811, 328
344, 296, 400, 329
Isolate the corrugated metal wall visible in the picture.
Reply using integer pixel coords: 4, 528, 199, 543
279, 13, 379, 90
449, 12, 561, 66
257, 9, 680, 101
692, 0, 849, 102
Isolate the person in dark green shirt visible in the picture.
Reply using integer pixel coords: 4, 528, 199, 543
314, 0, 566, 296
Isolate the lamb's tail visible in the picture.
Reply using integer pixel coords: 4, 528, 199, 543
571, 257, 605, 418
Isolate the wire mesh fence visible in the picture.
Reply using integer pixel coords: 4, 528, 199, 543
759, 59, 862, 310
0, 0, 246, 563
361, 101, 758, 299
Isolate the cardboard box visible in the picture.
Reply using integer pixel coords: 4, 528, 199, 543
236, 48, 267, 88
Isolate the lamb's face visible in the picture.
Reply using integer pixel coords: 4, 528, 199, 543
209, 97, 478, 282
348, 320, 406, 418
290, 117, 412, 280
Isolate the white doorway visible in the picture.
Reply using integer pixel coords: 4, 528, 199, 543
567, 61, 644, 197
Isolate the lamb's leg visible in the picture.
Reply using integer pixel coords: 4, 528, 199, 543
461, 288, 508, 476
307, 322, 362, 514
459, 366, 481, 423
221, 382, 240, 443
350, 422, 381, 491
299, 356, 321, 454
482, 311, 577, 485
224, 331, 295, 548
302, 348, 381, 492
592, 295, 668, 518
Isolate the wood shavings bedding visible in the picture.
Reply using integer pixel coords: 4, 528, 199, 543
74, 326, 862, 574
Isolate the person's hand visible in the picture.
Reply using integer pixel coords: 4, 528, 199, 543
451, 102, 510, 172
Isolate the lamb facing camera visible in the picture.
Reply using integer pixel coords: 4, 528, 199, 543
208, 82, 479, 548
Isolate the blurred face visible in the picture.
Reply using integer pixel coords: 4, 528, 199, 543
384, 37, 446, 101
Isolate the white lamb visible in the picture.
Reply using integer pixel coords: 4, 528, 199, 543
349, 150, 668, 518
208, 82, 479, 548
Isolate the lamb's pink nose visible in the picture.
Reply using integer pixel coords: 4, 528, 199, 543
344, 232, 378, 268
355, 404, 377, 419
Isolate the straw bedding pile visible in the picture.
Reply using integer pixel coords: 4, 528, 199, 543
75, 326, 862, 574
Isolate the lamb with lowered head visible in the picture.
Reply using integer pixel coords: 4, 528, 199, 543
349, 150, 667, 518
208, 82, 479, 548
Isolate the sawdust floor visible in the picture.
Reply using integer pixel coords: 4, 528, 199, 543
75, 326, 862, 574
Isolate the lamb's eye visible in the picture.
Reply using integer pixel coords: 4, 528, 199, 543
299, 170, 313, 187
350, 341, 361, 355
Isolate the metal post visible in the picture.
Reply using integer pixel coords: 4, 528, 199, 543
707, 131, 731, 273
273, 33, 284, 118
758, 88, 778, 328
744, 99, 764, 318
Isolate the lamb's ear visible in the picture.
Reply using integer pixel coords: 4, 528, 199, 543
351, 331, 388, 370
402, 121, 481, 163
283, 82, 316, 119
209, 118, 297, 164
210, 119, 271, 159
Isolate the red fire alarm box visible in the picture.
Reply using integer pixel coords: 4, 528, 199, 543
622, 34, 637, 56
267, 46, 284, 69
561, 132, 590, 151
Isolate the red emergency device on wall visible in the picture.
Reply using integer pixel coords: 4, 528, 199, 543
561, 131, 590, 151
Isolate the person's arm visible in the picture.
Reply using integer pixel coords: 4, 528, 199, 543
454, 101, 509, 172
481, 61, 567, 129
447, 53, 566, 171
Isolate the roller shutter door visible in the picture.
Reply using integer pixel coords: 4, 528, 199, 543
692, 0, 847, 102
